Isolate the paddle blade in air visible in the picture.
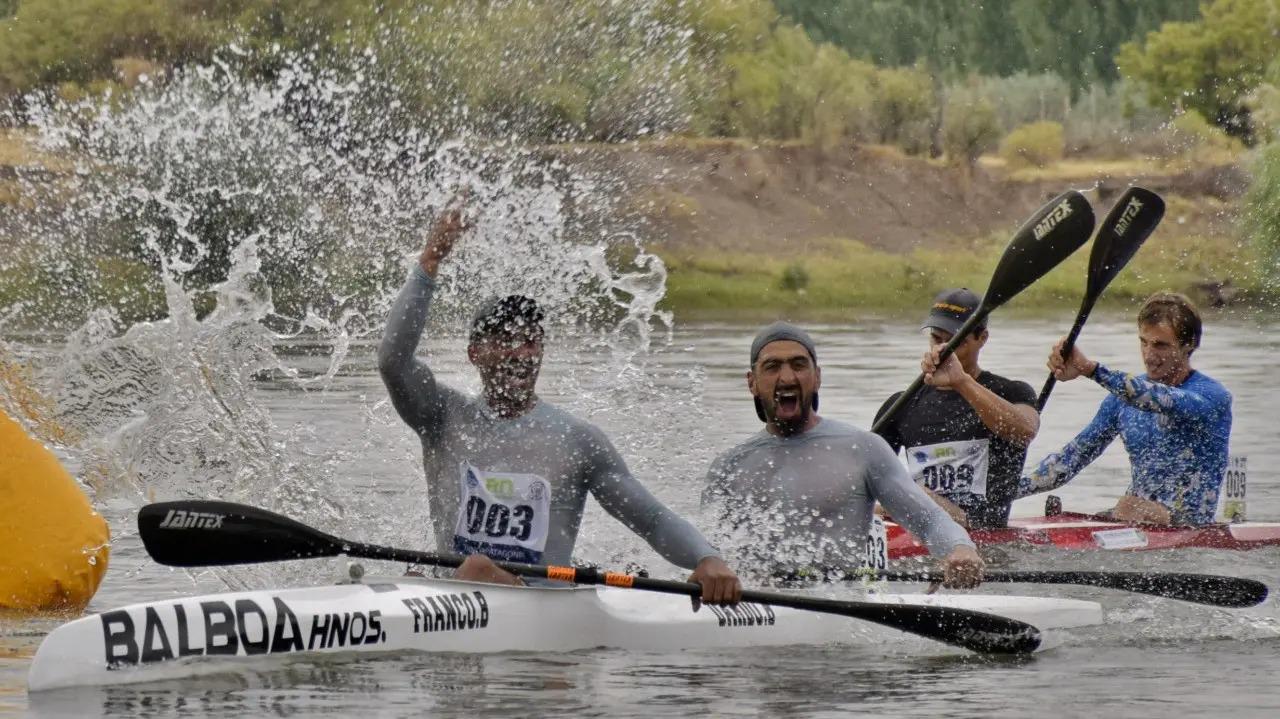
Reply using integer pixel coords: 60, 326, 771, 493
1086, 186, 1165, 299
984, 190, 1095, 309
138, 500, 344, 567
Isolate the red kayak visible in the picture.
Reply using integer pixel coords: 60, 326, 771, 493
887, 511, 1280, 559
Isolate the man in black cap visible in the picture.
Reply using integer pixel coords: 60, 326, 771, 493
702, 321, 984, 587
873, 288, 1040, 529
379, 202, 741, 603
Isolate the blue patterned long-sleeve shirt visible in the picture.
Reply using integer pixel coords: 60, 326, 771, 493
1018, 364, 1232, 525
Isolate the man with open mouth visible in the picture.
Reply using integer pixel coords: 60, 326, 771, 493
702, 322, 983, 587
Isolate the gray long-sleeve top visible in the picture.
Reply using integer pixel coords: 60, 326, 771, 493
378, 266, 719, 569
703, 418, 974, 570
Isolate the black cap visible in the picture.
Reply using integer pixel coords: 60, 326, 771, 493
922, 288, 983, 335
470, 295, 544, 341
750, 321, 817, 367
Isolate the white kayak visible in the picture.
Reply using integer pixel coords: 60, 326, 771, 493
28, 575, 1103, 692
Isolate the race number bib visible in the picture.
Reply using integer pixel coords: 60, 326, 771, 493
453, 464, 551, 564
863, 515, 888, 570
1217, 455, 1247, 523
906, 439, 990, 499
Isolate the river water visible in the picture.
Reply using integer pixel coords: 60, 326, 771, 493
2, 315, 1279, 717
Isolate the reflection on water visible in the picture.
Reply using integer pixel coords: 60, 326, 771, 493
21, 640, 1280, 717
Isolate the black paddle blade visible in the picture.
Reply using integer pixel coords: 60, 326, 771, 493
799, 594, 1040, 654
736, 589, 1041, 654
138, 500, 345, 567
1086, 187, 1165, 299
1036, 187, 1164, 411
1017, 571, 1268, 609
858, 569, 1266, 609
984, 190, 1095, 309
870, 189, 1094, 434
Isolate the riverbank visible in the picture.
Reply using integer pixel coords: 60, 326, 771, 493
657, 209, 1259, 320
565, 138, 1263, 319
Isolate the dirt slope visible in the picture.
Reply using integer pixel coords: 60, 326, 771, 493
562, 140, 1247, 255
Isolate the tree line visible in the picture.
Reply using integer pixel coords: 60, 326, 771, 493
0, 0, 1244, 152
776, 0, 1202, 94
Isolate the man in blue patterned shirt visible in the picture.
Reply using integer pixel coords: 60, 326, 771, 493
1017, 293, 1232, 526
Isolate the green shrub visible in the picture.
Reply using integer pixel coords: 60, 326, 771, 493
0, 0, 238, 94
1247, 84, 1280, 145
799, 45, 876, 149
1243, 142, 1280, 289
999, 121, 1065, 168
1117, 0, 1280, 141
778, 262, 810, 292
871, 65, 936, 152
941, 90, 1001, 167
720, 25, 877, 147
1168, 109, 1242, 152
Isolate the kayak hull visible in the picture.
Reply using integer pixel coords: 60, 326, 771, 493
888, 512, 1280, 559
28, 576, 1102, 691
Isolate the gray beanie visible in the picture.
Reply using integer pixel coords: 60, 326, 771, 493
750, 321, 817, 367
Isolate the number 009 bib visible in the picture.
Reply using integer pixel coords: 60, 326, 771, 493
453, 464, 552, 564
906, 439, 990, 499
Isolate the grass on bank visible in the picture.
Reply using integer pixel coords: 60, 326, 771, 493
657, 218, 1268, 321
979, 152, 1246, 183
0, 256, 167, 328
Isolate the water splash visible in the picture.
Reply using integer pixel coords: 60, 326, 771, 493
2, 45, 681, 587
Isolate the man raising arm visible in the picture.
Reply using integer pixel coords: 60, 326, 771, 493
379, 202, 740, 603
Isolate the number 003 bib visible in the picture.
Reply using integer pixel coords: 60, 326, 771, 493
906, 439, 990, 499
453, 464, 552, 564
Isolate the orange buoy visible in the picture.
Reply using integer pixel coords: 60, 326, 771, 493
0, 410, 109, 612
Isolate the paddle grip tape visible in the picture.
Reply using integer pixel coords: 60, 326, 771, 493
547, 566, 576, 582
544, 565, 633, 587
604, 572, 634, 588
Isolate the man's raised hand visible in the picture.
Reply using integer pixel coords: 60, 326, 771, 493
419, 198, 472, 277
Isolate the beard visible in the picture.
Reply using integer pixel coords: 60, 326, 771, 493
482, 359, 541, 410
756, 388, 816, 436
